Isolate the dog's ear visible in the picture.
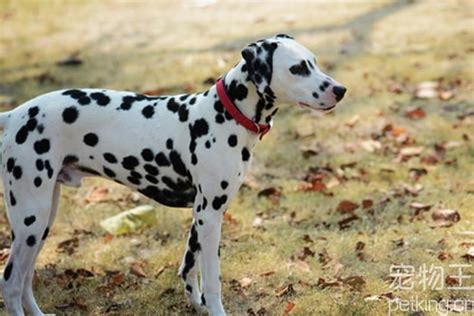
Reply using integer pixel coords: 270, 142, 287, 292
241, 41, 279, 93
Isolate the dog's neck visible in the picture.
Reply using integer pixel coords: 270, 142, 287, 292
220, 60, 279, 126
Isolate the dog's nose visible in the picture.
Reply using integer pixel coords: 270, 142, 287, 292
332, 86, 346, 101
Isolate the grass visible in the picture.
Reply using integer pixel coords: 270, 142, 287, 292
0, 0, 473, 315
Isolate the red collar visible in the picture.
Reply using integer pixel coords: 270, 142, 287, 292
216, 78, 271, 140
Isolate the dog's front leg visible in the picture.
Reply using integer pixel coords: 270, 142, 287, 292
189, 191, 226, 316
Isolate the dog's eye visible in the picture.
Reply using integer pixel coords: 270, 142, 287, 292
289, 61, 310, 76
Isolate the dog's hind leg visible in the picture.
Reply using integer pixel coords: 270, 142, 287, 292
21, 183, 61, 316
179, 219, 204, 312
1, 178, 58, 316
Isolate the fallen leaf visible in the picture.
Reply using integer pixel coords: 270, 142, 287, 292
338, 214, 359, 230
345, 115, 360, 128
259, 271, 275, 277
276, 284, 295, 297
360, 140, 382, 152
242, 175, 259, 190
439, 90, 454, 100
284, 301, 295, 314
409, 168, 428, 181
409, 202, 432, 212
461, 247, 474, 261
85, 186, 109, 204
400, 146, 424, 158
239, 277, 252, 288
342, 275, 366, 290
420, 154, 439, 165
258, 187, 281, 197
355, 241, 365, 251
296, 247, 315, 261
430, 209, 461, 228
336, 200, 359, 214
438, 251, 452, 261
252, 216, 263, 228
415, 81, 439, 99
362, 199, 373, 209
302, 234, 313, 243
405, 107, 426, 119
130, 262, 146, 278
223, 212, 238, 225
364, 292, 395, 302
432, 209, 460, 222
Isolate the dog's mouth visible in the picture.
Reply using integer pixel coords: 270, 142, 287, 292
298, 102, 336, 112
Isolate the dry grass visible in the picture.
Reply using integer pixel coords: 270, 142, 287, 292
0, 0, 473, 315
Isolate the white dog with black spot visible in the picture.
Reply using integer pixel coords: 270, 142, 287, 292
0, 35, 345, 315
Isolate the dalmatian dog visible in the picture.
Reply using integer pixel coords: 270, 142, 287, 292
0, 34, 345, 315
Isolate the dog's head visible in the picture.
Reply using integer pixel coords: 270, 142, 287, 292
241, 34, 346, 111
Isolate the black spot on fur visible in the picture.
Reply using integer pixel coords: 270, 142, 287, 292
228, 135, 237, 147
4, 262, 13, 281
24, 216, 36, 226
186, 285, 193, 293
145, 175, 158, 184
44, 160, 53, 178
221, 181, 228, 190
15, 126, 29, 144
103, 153, 117, 163
34, 177, 42, 187
141, 148, 154, 161
202, 197, 208, 210
63, 89, 86, 99
181, 250, 195, 281
34, 139, 50, 155
169, 151, 188, 177
62, 106, 79, 124
127, 176, 141, 185
12, 166, 22, 179
83, 133, 99, 147
26, 235, 36, 247
142, 105, 154, 119
201, 293, 206, 306
26, 118, 37, 131
90, 92, 110, 106
189, 224, 201, 252
212, 195, 227, 210
155, 153, 170, 166
62, 155, 78, 165
78, 96, 91, 105
42, 227, 49, 240
122, 156, 139, 170
227, 80, 248, 101
6, 158, 15, 172
28, 106, 39, 117
103, 167, 116, 178
166, 139, 173, 149
36, 159, 44, 171
9, 191, 16, 206
241, 147, 250, 161
198, 219, 204, 225
275, 33, 293, 39
144, 164, 159, 175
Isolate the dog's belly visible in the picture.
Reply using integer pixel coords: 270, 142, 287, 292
57, 152, 196, 207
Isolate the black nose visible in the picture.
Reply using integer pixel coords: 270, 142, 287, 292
333, 86, 347, 101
